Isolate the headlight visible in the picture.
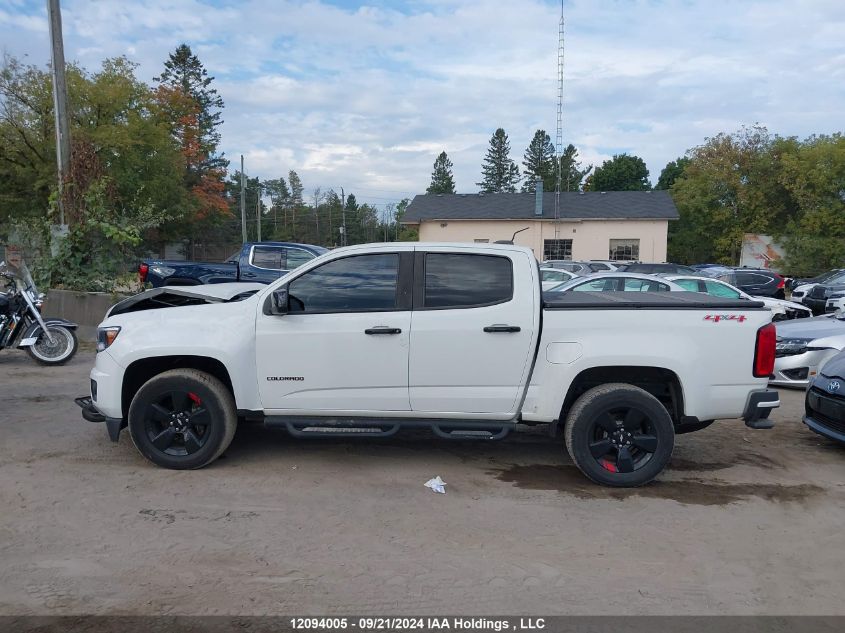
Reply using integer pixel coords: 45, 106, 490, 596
150, 265, 176, 277
775, 337, 814, 357
97, 326, 121, 352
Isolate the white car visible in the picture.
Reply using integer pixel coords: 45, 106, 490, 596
664, 275, 812, 321
548, 272, 685, 293
539, 267, 577, 291
825, 293, 845, 314
789, 269, 845, 303
77, 242, 779, 488
772, 312, 845, 387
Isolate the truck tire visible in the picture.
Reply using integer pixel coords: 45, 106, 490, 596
564, 383, 675, 487
128, 369, 237, 470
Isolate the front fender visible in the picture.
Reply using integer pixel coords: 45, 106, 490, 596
18, 318, 78, 346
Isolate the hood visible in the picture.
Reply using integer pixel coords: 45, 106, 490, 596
821, 349, 845, 380
775, 313, 845, 342
108, 283, 265, 317
756, 297, 809, 312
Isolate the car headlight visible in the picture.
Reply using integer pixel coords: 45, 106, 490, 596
97, 326, 121, 352
775, 337, 815, 356
150, 265, 176, 277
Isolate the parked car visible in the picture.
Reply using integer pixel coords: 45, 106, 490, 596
539, 267, 577, 291
803, 348, 845, 444
78, 242, 778, 488
825, 293, 845, 314
140, 242, 328, 287
712, 268, 786, 299
547, 272, 684, 293
802, 273, 845, 315
582, 261, 620, 272
664, 275, 812, 321
541, 260, 592, 275
771, 313, 845, 387
614, 263, 698, 275
787, 268, 845, 292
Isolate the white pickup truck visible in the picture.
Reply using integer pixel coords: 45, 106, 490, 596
77, 243, 779, 487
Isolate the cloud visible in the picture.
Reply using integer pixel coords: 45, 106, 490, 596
2, 0, 844, 203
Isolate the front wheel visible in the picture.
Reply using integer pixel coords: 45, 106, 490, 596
128, 369, 237, 470
564, 383, 675, 487
26, 326, 78, 365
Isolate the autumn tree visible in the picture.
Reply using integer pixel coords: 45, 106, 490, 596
478, 128, 520, 193
427, 151, 456, 194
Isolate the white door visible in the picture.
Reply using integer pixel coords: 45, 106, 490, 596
256, 252, 411, 412
409, 250, 538, 416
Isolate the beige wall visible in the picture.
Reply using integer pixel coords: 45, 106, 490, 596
415, 219, 669, 262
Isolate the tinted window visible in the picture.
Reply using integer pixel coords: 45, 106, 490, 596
571, 278, 616, 292
674, 278, 703, 292
623, 278, 671, 292
284, 248, 316, 269
589, 263, 612, 272
424, 254, 512, 308
704, 280, 741, 298
542, 270, 570, 282
288, 254, 399, 312
736, 272, 771, 286
251, 246, 282, 269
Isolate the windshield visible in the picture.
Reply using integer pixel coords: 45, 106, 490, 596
0, 259, 36, 292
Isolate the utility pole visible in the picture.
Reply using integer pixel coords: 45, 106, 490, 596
340, 187, 346, 246
240, 155, 247, 243
47, 0, 71, 228
255, 189, 261, 242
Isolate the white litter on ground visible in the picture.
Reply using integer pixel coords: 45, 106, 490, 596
424, 476, 447, 494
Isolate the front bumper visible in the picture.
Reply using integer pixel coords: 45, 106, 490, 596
742, 389, 779, 429
75, 396, 126, 442
770, 348, 839, 388
804, 382, 845, 444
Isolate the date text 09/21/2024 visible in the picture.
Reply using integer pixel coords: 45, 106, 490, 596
289, 617, 547, 630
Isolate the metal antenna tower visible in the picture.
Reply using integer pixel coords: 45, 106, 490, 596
554, 0, 564, 241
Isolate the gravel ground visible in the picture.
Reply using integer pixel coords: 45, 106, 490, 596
0, 348, 843, 616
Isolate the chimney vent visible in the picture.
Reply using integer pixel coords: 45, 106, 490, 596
534, 179, 543, 216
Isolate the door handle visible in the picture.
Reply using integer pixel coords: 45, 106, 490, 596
483, 324, 521, 333
365, 327, 402, 335
242, 272, 256, 278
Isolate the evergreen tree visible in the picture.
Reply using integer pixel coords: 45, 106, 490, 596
155, 44, 225, 170
521, 130, 556, 192
558, 144, 591, 191
426, 151, 456, 194
477, 128, 521, 193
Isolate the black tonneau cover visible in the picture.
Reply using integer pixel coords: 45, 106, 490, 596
542, 291, 767, 310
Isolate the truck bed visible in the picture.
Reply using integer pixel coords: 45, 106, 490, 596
542, 291, 767, 310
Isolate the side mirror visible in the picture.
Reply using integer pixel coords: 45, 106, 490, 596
270, 288, 289, 315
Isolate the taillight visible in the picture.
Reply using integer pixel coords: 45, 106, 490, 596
753, 322, 776, 377
776, 275, 785, 289
139, 263, 148, 283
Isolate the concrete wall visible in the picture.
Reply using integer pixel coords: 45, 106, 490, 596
416, 218, 669, 262
44, 289, 128, 341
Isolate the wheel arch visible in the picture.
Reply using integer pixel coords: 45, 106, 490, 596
122, 355, 235, 416
559, 365, 685, 427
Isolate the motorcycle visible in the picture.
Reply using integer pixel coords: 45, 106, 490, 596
0, 259, 79, 365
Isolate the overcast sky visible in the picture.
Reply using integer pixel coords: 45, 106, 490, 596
2, 0, 843, 207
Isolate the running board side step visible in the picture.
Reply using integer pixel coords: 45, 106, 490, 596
264, 416, 513, 440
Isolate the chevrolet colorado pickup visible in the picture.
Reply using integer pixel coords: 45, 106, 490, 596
139, 241, 328, 287
78, 243, 779, 487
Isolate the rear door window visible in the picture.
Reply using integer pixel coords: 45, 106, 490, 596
674, 278, 703, 292
423, 254, 513, 308
251, 246, 282, 269
704, 280, 742, 298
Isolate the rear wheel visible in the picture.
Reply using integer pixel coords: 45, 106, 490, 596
128, 369, 237, 470
564, 383, 675, 487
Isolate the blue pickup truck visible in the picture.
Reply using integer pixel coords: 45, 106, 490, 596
139, 242, 328, 287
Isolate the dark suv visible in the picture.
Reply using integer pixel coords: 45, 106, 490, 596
804, 278, 845, 315
714, 268, 785, 299
615, 263, 698, 275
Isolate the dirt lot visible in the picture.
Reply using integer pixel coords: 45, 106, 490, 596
1, 348, 843, 616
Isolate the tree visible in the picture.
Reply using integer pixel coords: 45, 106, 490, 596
426, 151, 456, 194
155, 44, 225, 171
558, 144, 591, 192
263, 176, 290, 236
589, 154, 651, 191
521, 130, 556, 192
477, 128, 520, 193
655, 157, 691, 190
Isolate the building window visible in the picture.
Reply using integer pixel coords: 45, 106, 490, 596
543, 239, 572, 260
609, 239, 640, 261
